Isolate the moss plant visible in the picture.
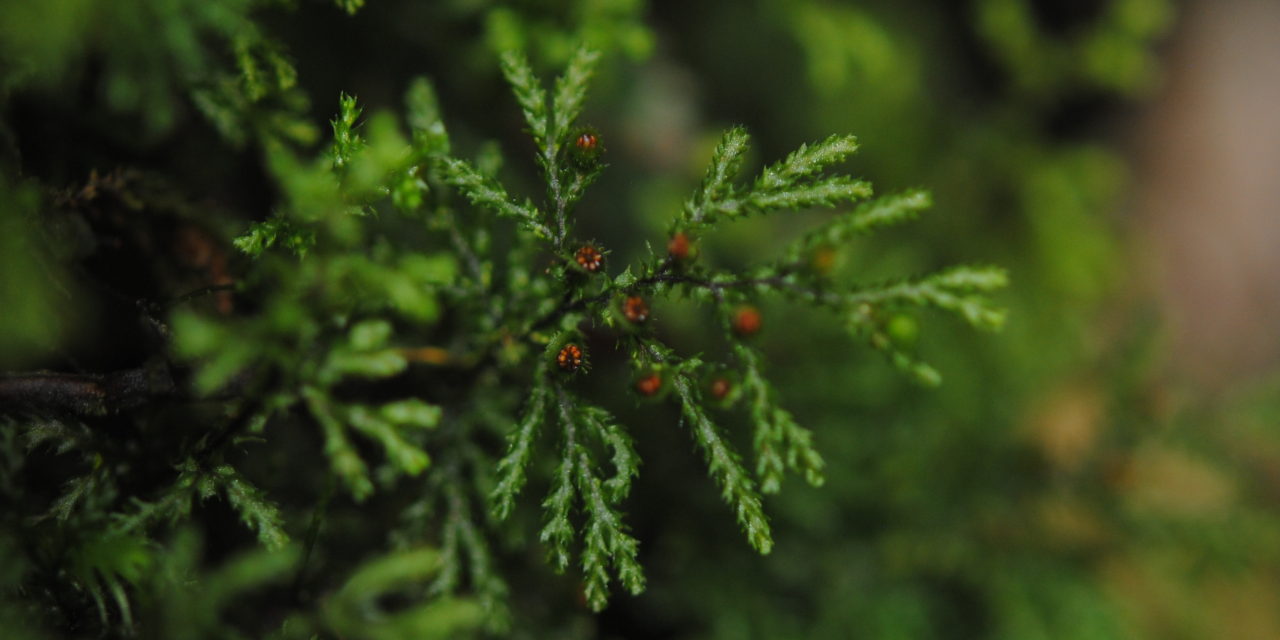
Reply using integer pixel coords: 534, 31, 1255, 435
0, 2, 1010, 638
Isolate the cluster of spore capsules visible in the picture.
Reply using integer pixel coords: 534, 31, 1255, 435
554, 131, 752, 403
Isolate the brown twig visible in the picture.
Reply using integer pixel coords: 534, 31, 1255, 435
0, 366, 175, 416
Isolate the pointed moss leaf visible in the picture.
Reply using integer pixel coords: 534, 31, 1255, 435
380, 399, 442, 429
539, 442, 576, 572
214, 465, 290, 551
348, 405, 431, 476
491, 378, 551, 520
330, 93, 364, 170
736, 175, 873, 215
850, 189, 932, 232
405, 76, 450, 155
234, 216, 315, 258
787, 189, 932, 263
551, 47, 601, 141
672, 375, 773, 554
324, 349, 408, 380
931, 264, 1010, 292
683, 126, 750, 228
349, 319, 393, 351
734, 344, 824, 493
613, 267, 636, 288
754, 133, 860, 192
438, 157, 552, 239
498, 50, 548, 146
842, 266, 1009, 331
573, 442, 645, 610
303, 387, 374, 500
682, 129, 871, 228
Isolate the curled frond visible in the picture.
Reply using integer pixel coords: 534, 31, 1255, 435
580, 404, 638, 504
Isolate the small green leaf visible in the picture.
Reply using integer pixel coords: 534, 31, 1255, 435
380, 399, 442, 429
350, 319, 393, 351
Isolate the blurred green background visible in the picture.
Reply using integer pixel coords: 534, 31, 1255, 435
4, 0, 1280, 637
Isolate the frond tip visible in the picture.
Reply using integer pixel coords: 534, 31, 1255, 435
672, 374, 773, 555
679, 129, 872, 231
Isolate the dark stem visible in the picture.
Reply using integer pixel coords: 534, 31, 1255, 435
292, 469, 336, 601
165, 282, 238, 309
0, 366, 175, 416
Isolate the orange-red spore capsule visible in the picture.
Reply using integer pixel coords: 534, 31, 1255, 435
574, 245, 604, 272
635, 372, 662, 397
557, 343, 584, 371
710, 377, 732, 401
667, 232, 691, 261
732, 306, 762, 337
622, 295, 650, 323
575, 132, 598, 153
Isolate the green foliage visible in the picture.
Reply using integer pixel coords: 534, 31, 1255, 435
14, 1, 1258, 639
233, 216, 316, 258
0, 6, 1004, 622
671, 367, 774, 553
431, 49, 1001, 608
0, 177, 82, 368
975, 0, 1173, 96
282, 548, 485, 640
679, 128, 871, 231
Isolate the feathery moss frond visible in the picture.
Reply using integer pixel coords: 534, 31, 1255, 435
671, 372, 773, 554
683, 126, 750, 229
551, 46, 601, 142
754, 133, 860, 191
437, 157, 552, 239
405, 76, 450, 156
539, 390, 578, 572
581, 404, 638, 504
733, 343, 824, 493
303, 386, 374, 501
499, 50, 548, 147
785, 189, 933, 262
679, 129, 872, 230
491, 371, 552, 521
213, 465, 290, 551
0, 36, 1009, 632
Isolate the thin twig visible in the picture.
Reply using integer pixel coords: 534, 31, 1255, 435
0, 366, 175, 416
